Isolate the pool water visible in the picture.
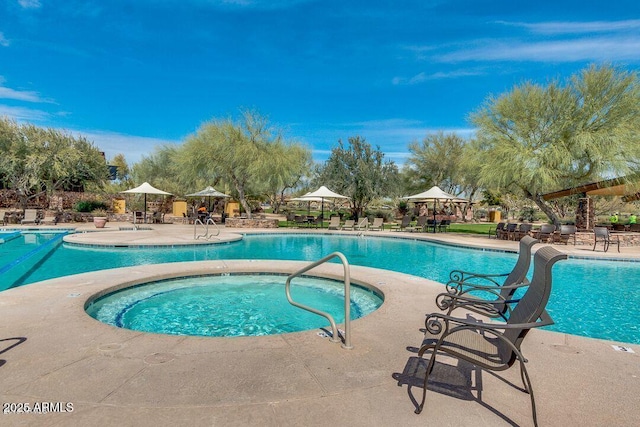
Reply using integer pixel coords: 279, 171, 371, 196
86, 274, 383, 337
4, 233, 640, 344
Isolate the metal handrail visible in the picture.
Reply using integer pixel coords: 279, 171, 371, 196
193, 217, 220, 240
285, 252, 353, 349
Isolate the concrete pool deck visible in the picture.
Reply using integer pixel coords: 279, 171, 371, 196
1, 223, 639, 426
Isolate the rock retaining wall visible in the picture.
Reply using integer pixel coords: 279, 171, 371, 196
225, 218, 279, 228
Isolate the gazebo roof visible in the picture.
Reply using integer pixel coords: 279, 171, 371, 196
541, 174, 640, 202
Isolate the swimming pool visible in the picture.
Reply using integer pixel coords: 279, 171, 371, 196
86, 274, 383, 337
3, 232, 639, 344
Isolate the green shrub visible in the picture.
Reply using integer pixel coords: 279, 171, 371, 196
74, 200, 108, 213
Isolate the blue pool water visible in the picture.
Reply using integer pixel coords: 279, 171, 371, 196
86, 274, 383, 337
2, 232, 639, 344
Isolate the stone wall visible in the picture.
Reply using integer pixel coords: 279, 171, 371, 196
573, 231, 640, 247
225, 218, 279, 228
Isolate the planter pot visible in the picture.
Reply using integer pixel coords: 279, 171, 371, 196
93, 217, 107, 228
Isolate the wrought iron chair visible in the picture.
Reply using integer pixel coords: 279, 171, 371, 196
438, 236, 538, 320
414, 246, 567, 427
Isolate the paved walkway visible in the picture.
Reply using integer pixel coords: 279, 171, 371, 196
0, 223, 638, 426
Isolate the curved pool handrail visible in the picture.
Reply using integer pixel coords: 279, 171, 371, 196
285, 251, 353, 349
194, 217, 220, 240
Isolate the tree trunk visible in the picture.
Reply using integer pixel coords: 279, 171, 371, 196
231, 174, 252, 219
527, 191, 561, 227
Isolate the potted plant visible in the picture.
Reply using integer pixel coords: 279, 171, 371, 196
92, 209, 108, 228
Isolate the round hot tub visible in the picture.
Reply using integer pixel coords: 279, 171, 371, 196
85, 273, 383, 337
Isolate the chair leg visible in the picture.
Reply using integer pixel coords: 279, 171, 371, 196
415, 345, 438, 415
519, 360, 539, 427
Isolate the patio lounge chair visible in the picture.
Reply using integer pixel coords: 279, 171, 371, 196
497, 223, 517, 240
554, 224, 576, 245
414, 246, 567, 427
21, 209, 39, 225
407, 216, 427, 232
40, 213, 58, 225
312, 214, 324, 228
488, 222, 505, 239
369, 217, 384, 231
439, 236, 539, 320
341, 219, 355, 230
512, 223, 532, 240
327, 216, 341, 230
593, 226, 619, 253
534, 224, 555, 243
425, 218, 438, 233
437, 219, 450, 232
0, 209, 7, 226
390, 215, 411, 232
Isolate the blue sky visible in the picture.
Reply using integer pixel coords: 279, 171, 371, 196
1, 0, 639, 165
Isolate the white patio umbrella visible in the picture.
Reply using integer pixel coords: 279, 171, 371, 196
406, 186, 466, 233
121, 182, 172, 223
300, 186, 348, 226
186, 186, 230, 211
290, 193, 324, 214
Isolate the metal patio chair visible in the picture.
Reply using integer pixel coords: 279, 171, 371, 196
438, 236, 538, 320
414, 246, 567, 427
592, 226, 620, 253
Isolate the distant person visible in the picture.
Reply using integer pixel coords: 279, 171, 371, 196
609, 212, 619, 224
419, 204, 427, 217
629, 213, 637, 225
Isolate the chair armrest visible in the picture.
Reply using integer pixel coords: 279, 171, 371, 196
449, 269, 509, 283
435, 291, 518, 318
424, 310, 554, 336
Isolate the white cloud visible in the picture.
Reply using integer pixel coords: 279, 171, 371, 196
0, 104, 50, 121
0, 32, 9, 47
0, 85, 51, 103
439, 36, 640, 63
18, 0, 42, 9
498, 19, 640, 35
393, 69, 485, 85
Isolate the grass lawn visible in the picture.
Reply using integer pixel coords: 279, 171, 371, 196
277, 219, 497, 235
448, 223, 496, 235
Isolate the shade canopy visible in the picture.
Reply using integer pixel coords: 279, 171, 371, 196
186, 186, 230, 198
291, 193, 324, 202
304, 186, 348, 199
121, 182, 172, 196
405, 186, 465, 202
406, 186, 468, 233
296, 186, 348, 227
121, 182, 172, 224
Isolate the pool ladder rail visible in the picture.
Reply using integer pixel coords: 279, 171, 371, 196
194, 217, 220, 240
285, 251, 353, 350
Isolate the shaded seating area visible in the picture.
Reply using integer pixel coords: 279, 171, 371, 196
412, 245, 567, 426
593, 226, 620, 252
